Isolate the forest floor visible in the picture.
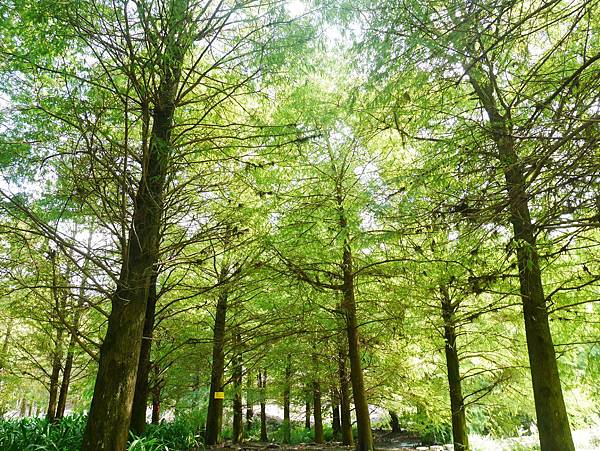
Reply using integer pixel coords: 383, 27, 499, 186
215, 431, 439, 451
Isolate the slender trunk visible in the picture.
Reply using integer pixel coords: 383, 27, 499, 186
205, 286, 229, 445
313, 379, 324, 444
332, 389, 341, 438
469, 73, 574, 451
305, 400, 311, 430
335, 186, 372, 451
81, 24, 185, 446
338, 347, 353, 446
151, 383, 161, 424
19, 398, 26, 417
389, 411, 400, 433
341, 246, 372, 451
441, 286, 468, 451
56, 305, 84, 420
56, 229, 93, 420
55, 327, 75, 420
130, 274, 158, 435
232, 333, 244, 443
332, 406, 341, 438
47, 251, 64, 424
283, 354, 291, 444
259, 370, 268, 442
0, 326, 10, 412
0, 324, 11, 374
246, 371, 253, 432
28, 401, 33, 417
46, 326, 63, 423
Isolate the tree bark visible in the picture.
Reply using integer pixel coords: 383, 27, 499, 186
313, 378, 324, 444
130, 274, 158, 435
259, 369, 268, 442
332, 389, 341, 438
338, 347, 353, 446
151, 383, 161, 424
246, 371, 254, 433
47, 250, 64, 424
468, 72, 575, 451
57, 231, 92, 421
335, 185, 373, 451
55, 321, 77, 420
0, 325, 11, 378
232, 333, 244, 443
389, 411, 400, 433
283, 354, 291, 444
81, 19, 185, 446
205, 286, 229, 445
441, 286, 468, 451
46, 326, 63, 423
341, 247, 372, 451
305, 400, 311, 430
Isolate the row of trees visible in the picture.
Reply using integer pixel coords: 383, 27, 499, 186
0, 0, 599, 450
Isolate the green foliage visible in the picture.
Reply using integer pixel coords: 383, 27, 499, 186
468, 407, 534, 439
0, 0, 599, 449
0, 415, 204, 451
396, 410, 451, 445
270, 423, 316, 444
173, 388, 209, 434
419, 423, 452, 447
0, 415, 85, 451
132, 420, 202, 450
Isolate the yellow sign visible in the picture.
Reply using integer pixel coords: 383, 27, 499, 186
214, 391, 225, 399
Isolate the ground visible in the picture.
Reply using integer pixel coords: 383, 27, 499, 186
211, 432, 445, 451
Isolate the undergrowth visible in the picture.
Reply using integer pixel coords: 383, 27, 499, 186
0, 414, 203, 451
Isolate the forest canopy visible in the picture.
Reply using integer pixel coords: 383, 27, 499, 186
0, 0, 599, 450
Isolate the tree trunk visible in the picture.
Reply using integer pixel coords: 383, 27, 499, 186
246, 371, 253, 433
313, 379, 324, 444
130, 274, 158, 435
205, 286, 229, 445
151, 383, 161, 424
47, 250, 64, 424
0, 325, 11, 376
19, 398, 26, 417
56, 304, 84, 420
81, 27, 184, 447
259, 370, 268, 442
338, 347, 353, 446
283, 355, 291, 444
55, 326, 75, 420
335, 186, 372, 451
469, 73, 575, 451
441, 286, 468, 451
305, 400, 311, 430
46, 326, 63, 423
232, 333, 244, 443
341, 246, 373, 451
389, 411, 400, 433
56, 230, 93, 421
332, 405, 341, 437
332, 389, 341, 438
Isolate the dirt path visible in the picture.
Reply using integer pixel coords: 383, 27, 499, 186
212, 432, 446, 451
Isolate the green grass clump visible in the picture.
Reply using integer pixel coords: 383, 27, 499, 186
0, 415, 203, 451
0, 414, 85, 451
